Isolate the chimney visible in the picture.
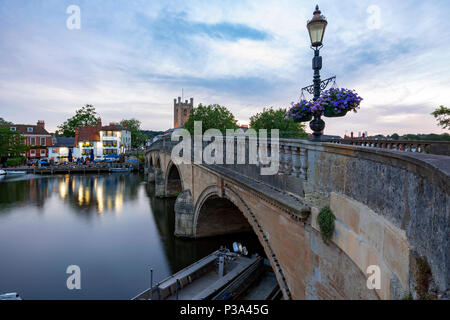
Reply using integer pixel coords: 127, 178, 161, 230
109, 122, 115, 126
351, 132, 354, 139
75, 129, 79, 146
97, 119, 102, 129
37, 120, 45, 129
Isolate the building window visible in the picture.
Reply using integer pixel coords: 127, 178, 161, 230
10, 127, 16, 131
41, 137, 46, 146
30, 149, 36, 156
30, 137, 36, 145
40, 150, 46, 157
27, 127, 33, 133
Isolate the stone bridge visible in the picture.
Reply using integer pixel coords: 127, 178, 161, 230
145, 135, 449, 300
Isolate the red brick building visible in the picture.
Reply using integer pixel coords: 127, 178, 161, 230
4, 121, 53, 160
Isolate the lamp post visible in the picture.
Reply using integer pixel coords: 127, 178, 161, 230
307, 5, 328, 142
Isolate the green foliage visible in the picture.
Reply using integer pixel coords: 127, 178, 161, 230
378, 133, 450, 141
0, 127, 27, 160
184, 104, 239, 135
250, 107, 308, 139
57, 104, 100, 137
431, 105, 450, 130
317, 206, 336, 244
6, 156, 25, 167
121, 119, 147, 148
141, 130, 164, 140
0, 117, 12, 125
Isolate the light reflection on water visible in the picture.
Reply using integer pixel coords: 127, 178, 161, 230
0, 173, 262, 299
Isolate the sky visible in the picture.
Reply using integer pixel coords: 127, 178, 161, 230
0, 0, 449, 136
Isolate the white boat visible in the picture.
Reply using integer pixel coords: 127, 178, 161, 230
109, 167, 131, 173
0, 292, 22, 300
6, 171, 27, 175
0, 169, 6, 175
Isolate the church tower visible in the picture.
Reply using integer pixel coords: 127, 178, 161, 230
174, 97, 193, 128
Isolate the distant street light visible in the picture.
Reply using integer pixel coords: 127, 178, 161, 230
307, 5, 328, 141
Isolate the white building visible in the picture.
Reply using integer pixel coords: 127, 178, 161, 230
74, 120, 131, 160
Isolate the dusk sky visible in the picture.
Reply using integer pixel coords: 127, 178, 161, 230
0, 0, 449, 136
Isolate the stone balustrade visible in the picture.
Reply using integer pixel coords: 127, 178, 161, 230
324, 138, 450, 156
147, 134, 449, 299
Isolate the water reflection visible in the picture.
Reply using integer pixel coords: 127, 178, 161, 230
0, 173, 263, 299
0, 174, 141, 217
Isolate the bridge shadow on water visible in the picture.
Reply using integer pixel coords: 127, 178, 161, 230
145, 183, 267, 275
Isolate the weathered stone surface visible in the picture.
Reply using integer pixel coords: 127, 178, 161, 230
146, 136, 449, 299
330, 192, 360, 234
174, 189, 194, 237
383, 226, 410, 289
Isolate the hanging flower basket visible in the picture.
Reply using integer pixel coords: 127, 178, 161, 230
286, 88, 362, 122
320, 88, 363, 118
286, 100, 313, 123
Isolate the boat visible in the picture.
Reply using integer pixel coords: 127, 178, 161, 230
0, 292, 22, 300
0, 169, 6, 175
109, 167, 131, 173
133, 244, 265, 300
5, 171, 27, 175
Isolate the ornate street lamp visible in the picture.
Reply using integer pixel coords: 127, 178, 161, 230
307, 5, 328, 141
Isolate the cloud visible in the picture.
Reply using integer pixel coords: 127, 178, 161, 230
0, 0, 449, 136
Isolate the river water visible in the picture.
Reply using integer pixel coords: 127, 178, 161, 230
0, 173, 262, 299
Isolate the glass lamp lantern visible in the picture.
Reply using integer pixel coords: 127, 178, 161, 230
307, 5, 328, 47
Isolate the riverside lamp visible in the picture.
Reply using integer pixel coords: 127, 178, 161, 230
307, 5, 328, 141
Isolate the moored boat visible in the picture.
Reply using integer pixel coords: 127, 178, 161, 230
0, 169, 6, 175
133, 245, 265, 300
0, 292, 22, 300
110, 167, 131, 173
5, 171, 27, 175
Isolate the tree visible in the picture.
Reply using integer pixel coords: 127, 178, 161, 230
184, 104, 239, 135
391, 133, 400, 140
0, 126, 27, 163
121, 119, 147, 148
249, 107, 308, 139
431, 105, 450, 130
0, 117, 11, 125
58, 105, 100, 137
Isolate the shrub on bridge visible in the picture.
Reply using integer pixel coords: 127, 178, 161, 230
317, 206, 335, 244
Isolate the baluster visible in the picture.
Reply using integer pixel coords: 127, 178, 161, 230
279, 145, 286, 174
284, 146, 292, 174
291, 146, 301, 177
300, 148, 308, 181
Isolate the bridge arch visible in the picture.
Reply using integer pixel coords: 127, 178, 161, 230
165, 161, 183, 197
192, 184, 293, 299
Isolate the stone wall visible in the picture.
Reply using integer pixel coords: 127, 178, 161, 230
145, 137, 449, 299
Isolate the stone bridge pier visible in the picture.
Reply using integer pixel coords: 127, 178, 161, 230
144, 136, 449, 300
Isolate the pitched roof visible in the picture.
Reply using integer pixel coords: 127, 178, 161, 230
101, 124, 126, 131
77, 126, 100, 142
0, 124, 50, 135
53, 137, 75, 147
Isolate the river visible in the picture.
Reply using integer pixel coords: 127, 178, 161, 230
0, 173, 263, 299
